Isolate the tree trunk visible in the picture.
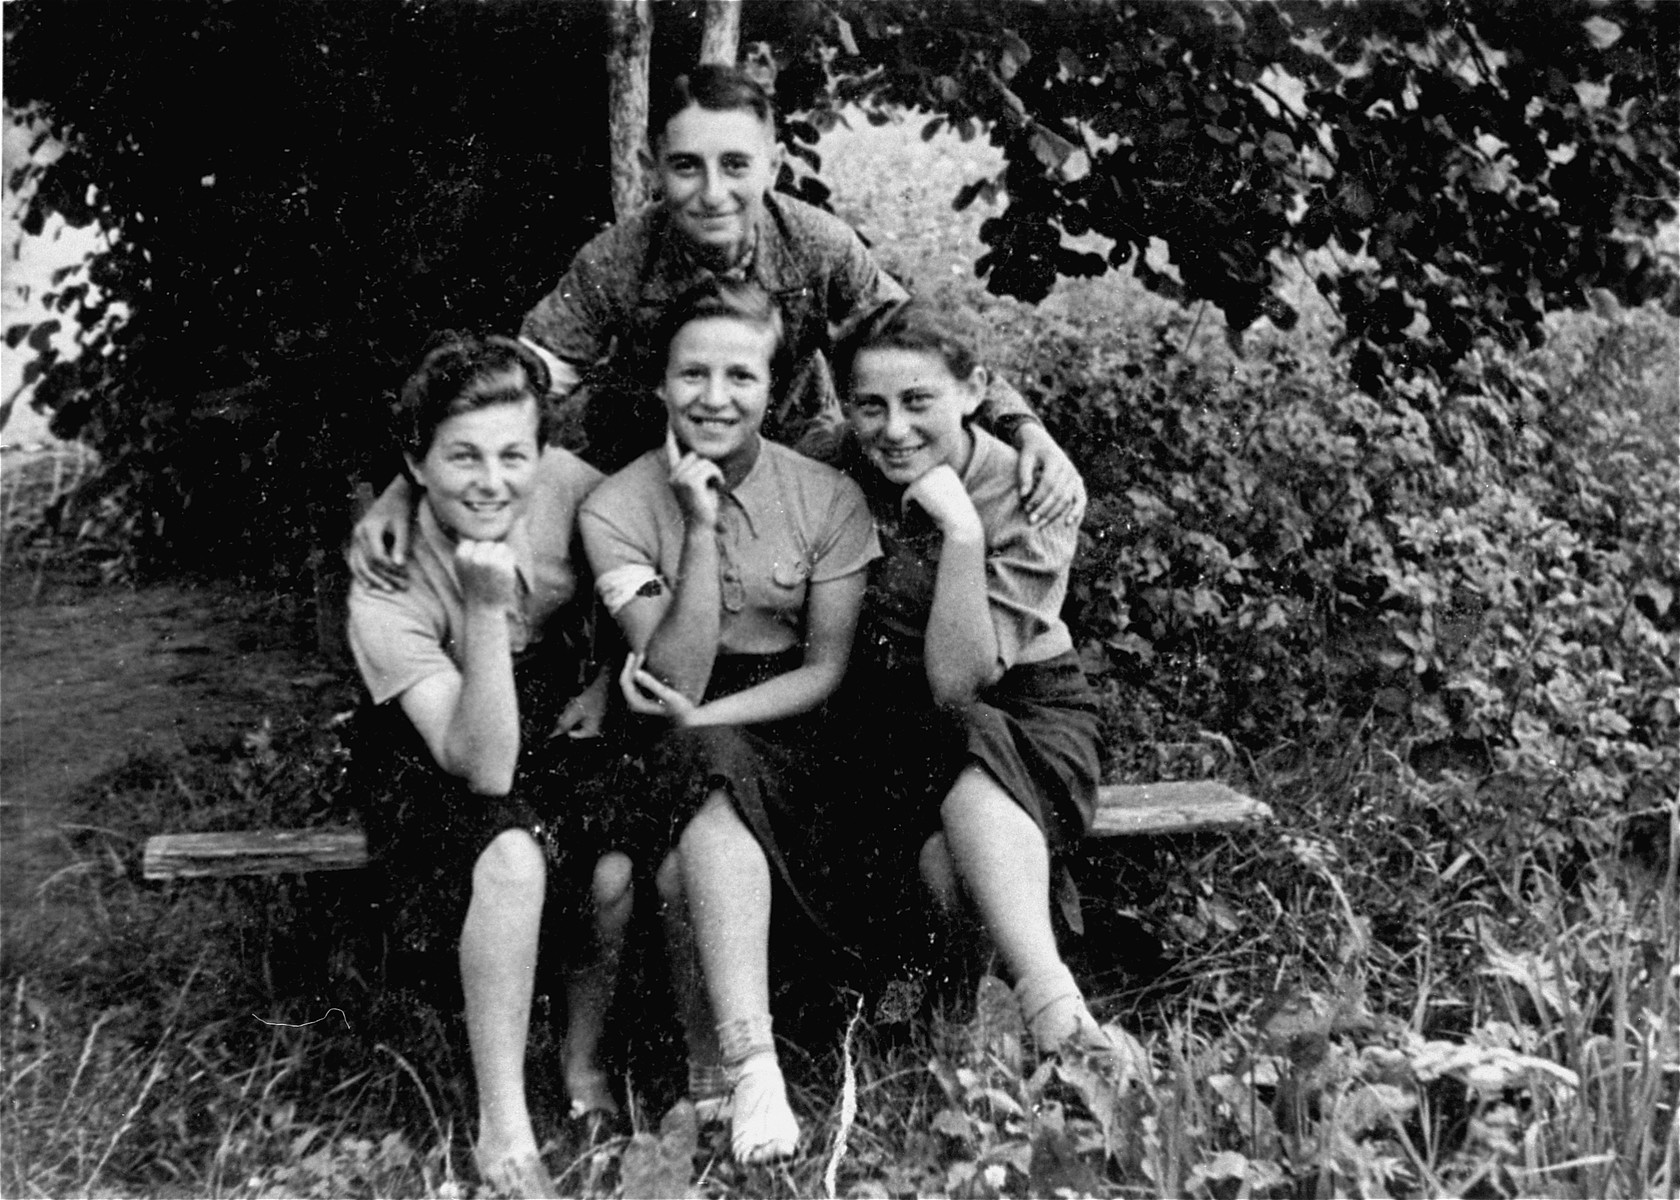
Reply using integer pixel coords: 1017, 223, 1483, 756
699, 0, 741, 66
606, 0, 653, 221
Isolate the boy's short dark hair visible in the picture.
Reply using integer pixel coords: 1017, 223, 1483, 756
650, 63, 776, 145
394, 332, 552, 460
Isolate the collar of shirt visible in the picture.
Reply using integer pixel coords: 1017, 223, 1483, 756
957, 424, 1005, 495
663, 425, 768, 541
644, 196, 801, 306
414, 499, 536, 604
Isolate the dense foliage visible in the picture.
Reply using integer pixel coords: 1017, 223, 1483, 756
6, 0, 1677, 575
1008, 300, 1676, 870
5, 0, 617, 573
777, 0, 1679, 392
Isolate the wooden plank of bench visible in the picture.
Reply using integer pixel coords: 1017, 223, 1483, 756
1089, 780, 1270, 837
140, 781, 1268, 880
142, 827, 369, 880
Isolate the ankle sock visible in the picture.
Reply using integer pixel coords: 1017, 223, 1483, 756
688, 1058, 731, 1124
717, 1015, 798, 1163
564, 1065, 619, 1119
1014, 965, 1150, 1079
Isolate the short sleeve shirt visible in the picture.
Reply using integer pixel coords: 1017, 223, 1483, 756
348, 446, 604, 705
863, 427, 1080, 672
578, 439, 881, 657
522, 194, 906, 445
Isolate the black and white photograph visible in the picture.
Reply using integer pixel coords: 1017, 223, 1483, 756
2, 1, 1675, 1195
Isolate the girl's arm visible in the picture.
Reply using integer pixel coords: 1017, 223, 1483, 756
633, 455, 725, 701
626, 570, 867, 727
907, 465, 1003, 705
396, 542, 522, 794
580, 455, 726, 704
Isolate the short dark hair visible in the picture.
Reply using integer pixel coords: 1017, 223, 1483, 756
650, 63, 776, 146
654, 279, 790, 388
394, 332, 551, 460
832, 299, 982, 401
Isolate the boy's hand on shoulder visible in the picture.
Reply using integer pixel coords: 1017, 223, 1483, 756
348, 502, 413, 592
1015, 424, 1084, 527
455, 539, 520, 610
905, 464, 984, 542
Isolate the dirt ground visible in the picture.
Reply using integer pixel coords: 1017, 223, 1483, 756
0, 565, 327, 917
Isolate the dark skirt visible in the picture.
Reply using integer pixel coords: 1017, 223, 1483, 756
841, 647, 1100, 846
829, 643, 1103, 944
349, 638, 634, 964
635, 649, 845, 940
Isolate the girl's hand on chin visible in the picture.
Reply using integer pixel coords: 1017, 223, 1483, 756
455, 539, 520, 608
670, 453, 725, 529
904, 464, 983, 541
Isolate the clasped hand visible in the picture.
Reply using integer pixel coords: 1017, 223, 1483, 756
619, 652, 705, 726
455, 538, 520, 609
548, 668, 609, 740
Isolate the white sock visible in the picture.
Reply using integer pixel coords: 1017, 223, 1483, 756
727, 1050, 799, 1164
688, 1058, 732, 1124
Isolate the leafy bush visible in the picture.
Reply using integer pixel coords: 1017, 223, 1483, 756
994, 302, 1677, 876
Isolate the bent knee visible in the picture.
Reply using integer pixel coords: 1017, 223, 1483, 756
472, 828, 546, 897
593, 850, 633, 909
679, 789, 744, 842
919, 832, 958, 899
939, 765, 1001, 823
655, 849, 684, 904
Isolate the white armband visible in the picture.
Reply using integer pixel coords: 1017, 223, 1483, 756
596, 563, 665, 614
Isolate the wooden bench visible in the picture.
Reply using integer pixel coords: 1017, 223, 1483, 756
140, 780, 1270, 881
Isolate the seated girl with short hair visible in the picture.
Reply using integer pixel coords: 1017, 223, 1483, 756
831, 300, 1149, 1069
579, 281, 879, 1163
347, 334, 632, 1199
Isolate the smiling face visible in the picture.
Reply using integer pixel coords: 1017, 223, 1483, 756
653, 104, 781, 261
661, 314, 775, 480
846, 347, 984, 486
407, 397, 541, 542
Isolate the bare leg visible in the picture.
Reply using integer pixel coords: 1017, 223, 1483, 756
656, 849, 727, 1120
939, 768, 1110, 1054
918, 831, 961, 916
561, 851, 633, 1118
460, 829, 556, 1198
675, 791, 798, 1162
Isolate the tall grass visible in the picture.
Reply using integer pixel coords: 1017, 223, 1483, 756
3, 704, 1674, 1197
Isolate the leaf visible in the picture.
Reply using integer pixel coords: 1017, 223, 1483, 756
972, 974, 1024, 1071
953, 178, 992, 212
931, 1108, 974, 1141
1028, 124, 1077, 170
998, 30, 1032, 81
27, 321, 61, 354
5, 323, 31, 349
832, 13, 859, 56
1028, 1119, 1103, 1197
1582, 16, 1621, 48
617, 1100, 698, 1199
